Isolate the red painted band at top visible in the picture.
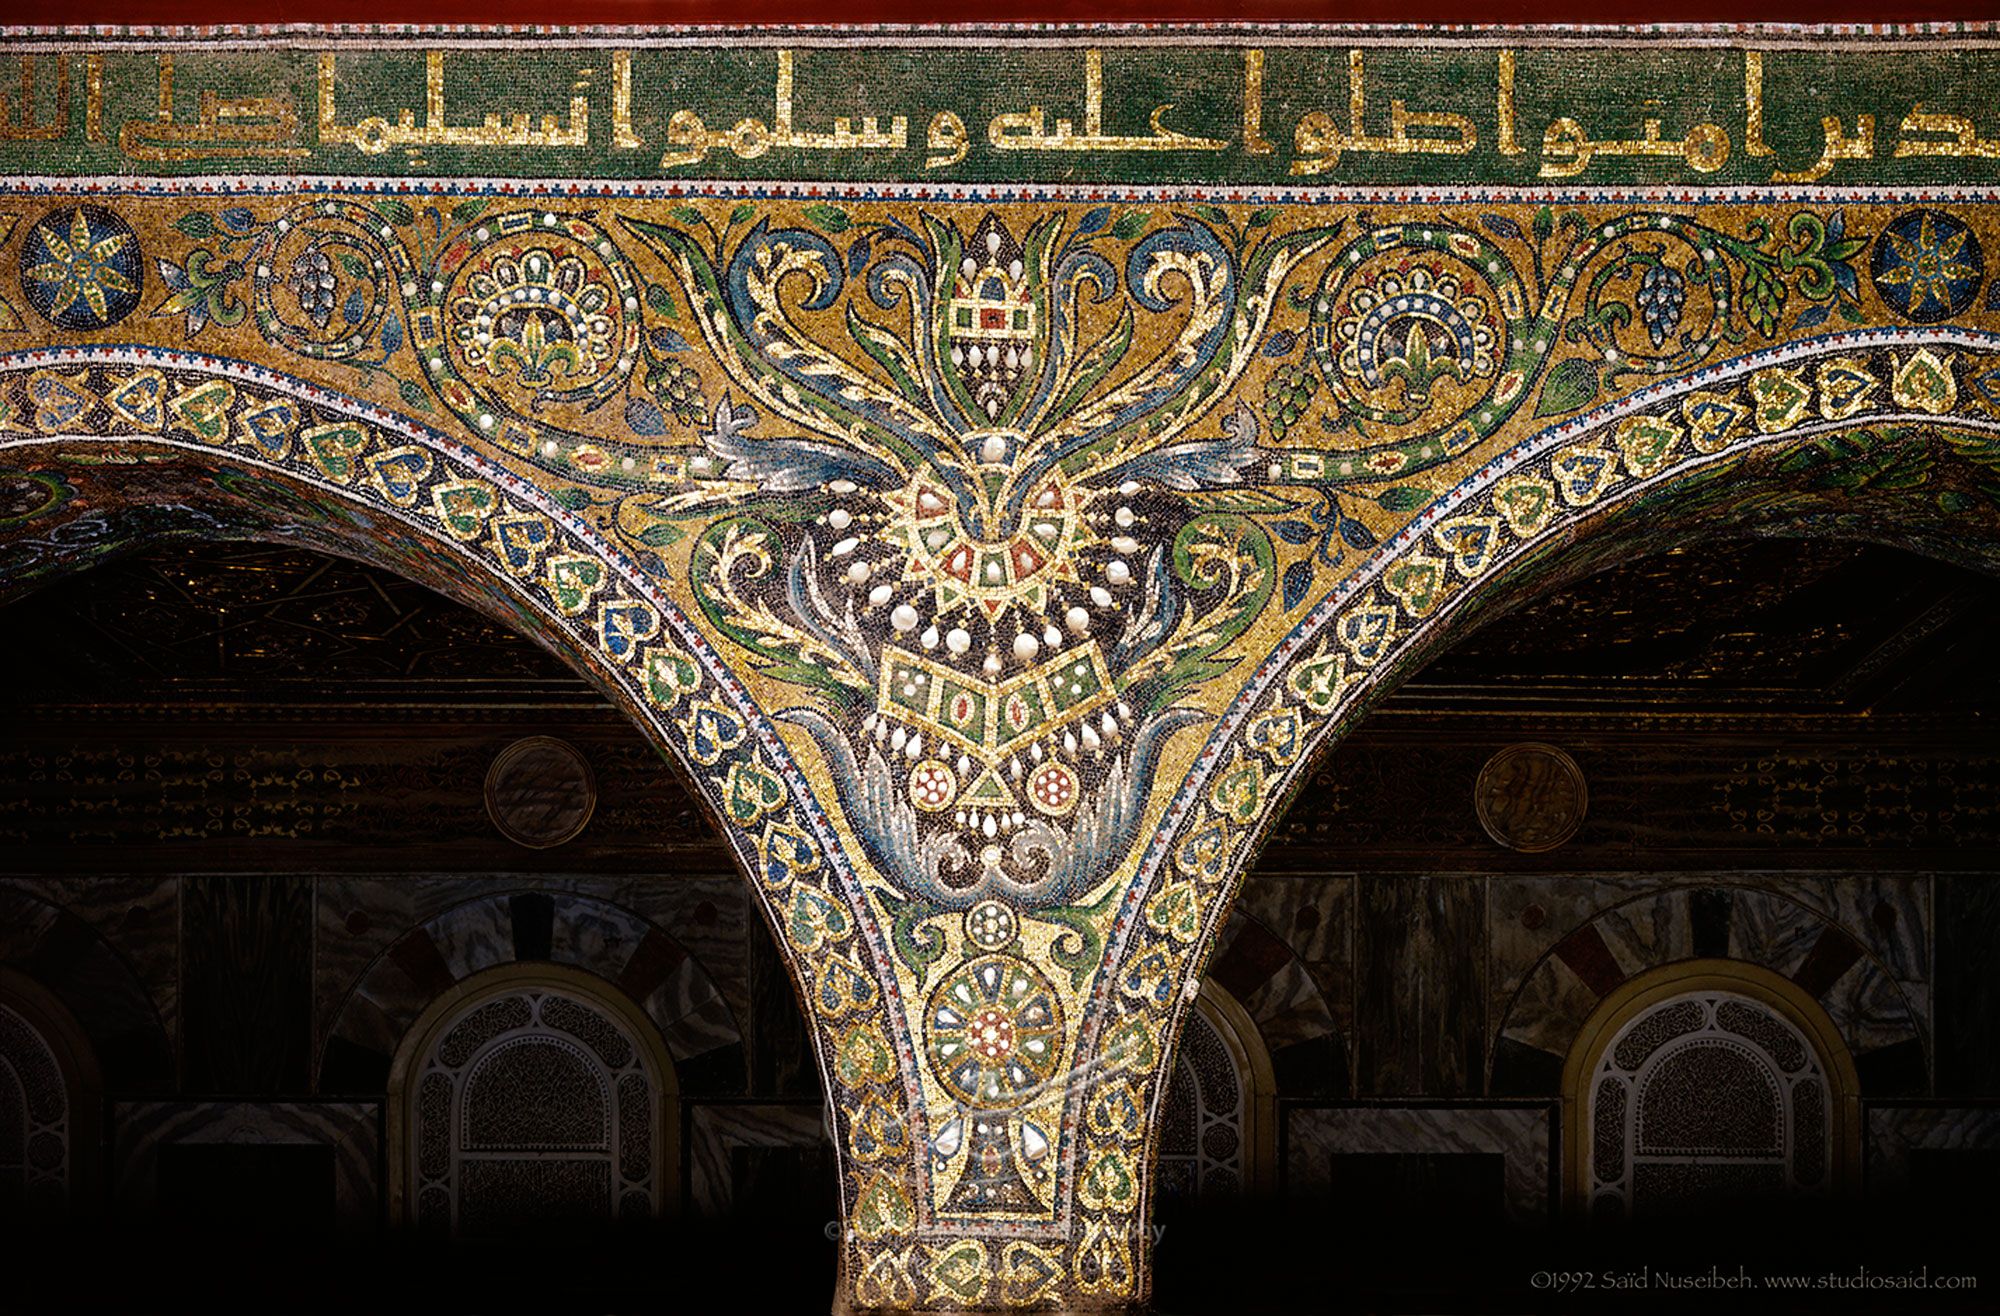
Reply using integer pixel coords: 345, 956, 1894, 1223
0, 1, 1995, 31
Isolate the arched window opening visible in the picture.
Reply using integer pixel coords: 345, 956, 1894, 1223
1566, 961, 1857, 1222
392, 967, 678, 1237
0, 969, 99, 1217
1156, 982, 1276, 1202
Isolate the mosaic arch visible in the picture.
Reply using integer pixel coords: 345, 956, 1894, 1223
2, 24, 1999, 1310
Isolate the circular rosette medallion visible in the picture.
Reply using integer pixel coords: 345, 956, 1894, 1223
438, 216, 642, 419
21, 205, 143, 331
881, 465, 1087, 623
1327, 253, 1503, 423
1870, 210, 1984, 324
925, 954, 1064, 1106
909, 759, 958, 812
246, 201, 401, 361
963, 899, 1019, 951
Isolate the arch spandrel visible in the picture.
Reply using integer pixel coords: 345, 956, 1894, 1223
3, 104, 2000, 1304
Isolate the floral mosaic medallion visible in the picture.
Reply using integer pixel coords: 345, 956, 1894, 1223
1870, 209, 1985, 324
20, 206, 144, 331
924, 954, 1065, 1211
3, 25, 2000, 1312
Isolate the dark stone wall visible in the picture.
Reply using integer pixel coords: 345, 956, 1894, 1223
4, 729, 1995, 1200
0, 709, 1994, 1314
181, 875, 314, 1093
1938, 874, 2000, 1097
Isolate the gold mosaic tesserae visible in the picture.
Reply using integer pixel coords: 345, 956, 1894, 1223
2, 24, 1998, 1310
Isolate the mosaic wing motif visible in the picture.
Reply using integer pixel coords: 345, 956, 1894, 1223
619, 207, 1341, 917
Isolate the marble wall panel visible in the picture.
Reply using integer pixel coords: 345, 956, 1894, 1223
1241, 959, 1334, 1055
325, 988, 401, 1065
590, 873, 752, 1013
0, 876, 178, 1066
1865, 1103, 2000, 1198
181, 875, 312, 1093
1486, 873, 1939, 1090
547, 891, 653, 979
1590, 890, 1693, 979
1355, 875, 1486, 1096
1488, 872, 1932, 1019
113, 1099, 380, 1230
1495, 953, 1599, 1063
1820, 957, 1927, 1064
1488, 875, 1645, 1008
1764, 873, 1930, 984
1283, 1102, 1554, 1226
426, 893, 518, 982
1234, 874, 1355, 1041
684, 1100, 830, 1217
0, 885, 61, 962
1935, 875, 2000, 1097
645, 957, 744, 1064
314, 872, 751, 1070
1728, 887, 1828, 980
745, 914, 816, 1099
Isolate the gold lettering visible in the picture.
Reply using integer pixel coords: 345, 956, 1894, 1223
660, 49, 907, 169
0, 56, 69, 142
1242, 50, 1273, 155
1496, 50, 1521, 156
990, 50, 1228, 153
1291, 50, 1476, 176
612, 51, 641, 149
84, 54, 103, 145
320, 50, 590, 155
121, 51, 309, 161
1894, 104, 2000, 159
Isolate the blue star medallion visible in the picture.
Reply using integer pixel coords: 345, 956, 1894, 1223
20, 205, 144, 332
1870, 209, 1985, 325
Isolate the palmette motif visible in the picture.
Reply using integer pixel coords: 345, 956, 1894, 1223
140, 195, 1888, 906
4, 29, 2000, 1309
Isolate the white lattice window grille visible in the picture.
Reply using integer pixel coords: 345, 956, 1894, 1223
409, 986, 660, 1235
1156, 1004, 1248, 1200
0, 1000, 70, 1213
1585, 990, 1832, 1221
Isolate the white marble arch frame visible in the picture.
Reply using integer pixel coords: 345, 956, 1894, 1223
1560, 957, 1863, 1216
384, 960, 683, 1228
0, 964, 101, 1215
1184, 979, 1279, 1197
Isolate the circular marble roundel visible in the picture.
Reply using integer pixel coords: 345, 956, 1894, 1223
484, 736, 598, 849
1474, 742, 1587, 853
